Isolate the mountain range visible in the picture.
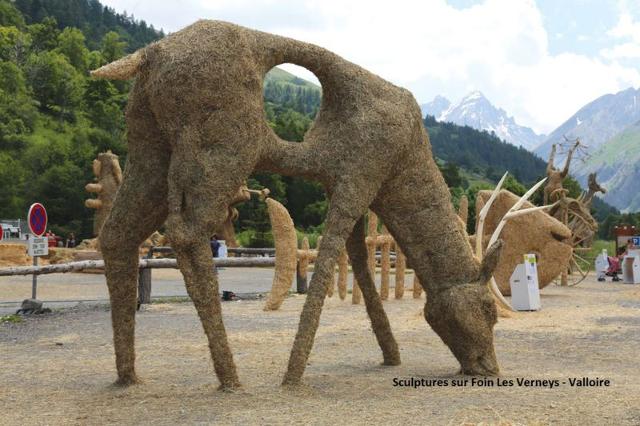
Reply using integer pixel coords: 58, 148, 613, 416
421, 91, 545, 151
572, 119, 640, 212
534, 87, 640, 161
534, 87, 640, 212
422, 86, 640, 212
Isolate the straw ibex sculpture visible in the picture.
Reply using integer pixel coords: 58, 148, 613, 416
92, 20, 504, 389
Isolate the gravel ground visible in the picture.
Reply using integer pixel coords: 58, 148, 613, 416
1, 275, 639, 425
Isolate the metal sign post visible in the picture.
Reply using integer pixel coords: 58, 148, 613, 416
27, 203, 48, 300
27, 236, 49, 298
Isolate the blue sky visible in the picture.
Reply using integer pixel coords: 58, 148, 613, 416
101, 0, 640, 134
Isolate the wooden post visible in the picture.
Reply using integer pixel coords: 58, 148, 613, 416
413, 273, 422, 298
338, 248, 348, 300
296, 237, 310, 294
561, 205, 569, 286
394, 244, 405, 299
351, 237, 362, 304
296, 260, 308, 294
138, 248, 154, 305
352, 277, 362, 304
367, 211, 378, 286
380, 227, 391, 300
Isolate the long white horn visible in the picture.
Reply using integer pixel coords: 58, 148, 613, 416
487, 177, 547, 249
489, 277, 513, 311
502, 203, 555, 221
475, 172, 508, 259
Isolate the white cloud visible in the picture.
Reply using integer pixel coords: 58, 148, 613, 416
607, 12, 640, 41
101, 0, 640, 134
601, 12, 640, 59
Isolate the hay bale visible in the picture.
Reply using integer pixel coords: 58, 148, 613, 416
476, 189, 573, 295
76, 238, 98, 250
47, 248, 77, 264
0, 243, 30, 267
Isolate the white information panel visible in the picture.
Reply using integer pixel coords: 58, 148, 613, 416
28, 236, 49, 257
509, 254, 541, 311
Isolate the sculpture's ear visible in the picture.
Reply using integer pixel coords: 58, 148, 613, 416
479, 240, 503, 284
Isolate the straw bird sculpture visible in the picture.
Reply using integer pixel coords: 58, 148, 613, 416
92, 20, 504, 389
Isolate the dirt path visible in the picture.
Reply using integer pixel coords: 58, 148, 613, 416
1, 276, 639, 425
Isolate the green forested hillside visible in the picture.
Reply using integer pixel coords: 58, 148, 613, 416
13, 0, 163, 50
0, 0, 159, 237
424, 115, 547, 184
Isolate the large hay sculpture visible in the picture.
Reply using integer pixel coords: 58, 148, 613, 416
92, 20, 506, 389
544, 142, 599, 285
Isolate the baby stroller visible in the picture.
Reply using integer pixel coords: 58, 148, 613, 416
598, 256, 621, 282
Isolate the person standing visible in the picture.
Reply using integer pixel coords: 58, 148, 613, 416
210, 234, 220, 258
66, 233, 77, 248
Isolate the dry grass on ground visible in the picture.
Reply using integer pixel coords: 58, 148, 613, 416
1, 276, 639, 425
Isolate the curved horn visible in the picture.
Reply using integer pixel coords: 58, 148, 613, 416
475, 172, 508, 258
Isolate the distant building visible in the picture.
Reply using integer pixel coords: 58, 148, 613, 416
0, 219, 28, 240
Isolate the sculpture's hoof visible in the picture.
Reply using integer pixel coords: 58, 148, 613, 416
281, 376, 303, 387
114, 374, 141, 387
217, 381, 242, 393
382, 357, 401, 366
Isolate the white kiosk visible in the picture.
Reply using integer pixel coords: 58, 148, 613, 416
622, 249, 640, 284
509, 254, 541, 311
595, 249, 609, 282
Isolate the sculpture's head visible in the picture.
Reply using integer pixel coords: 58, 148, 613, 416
424, 241, 502, 376
588, 173, 606, 194
475, 189, 573, 295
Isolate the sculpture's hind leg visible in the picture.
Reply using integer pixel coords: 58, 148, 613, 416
163, 126, 253, 390
170, 228, 240, 390
346, 216, 400, 365
283, 184, 379, 385
100, 93, 170, 386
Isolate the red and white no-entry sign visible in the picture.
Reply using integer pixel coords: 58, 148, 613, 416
28, 203, 48, 237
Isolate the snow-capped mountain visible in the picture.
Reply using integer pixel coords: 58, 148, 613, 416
420, 91, 545, 151
420, 95, 451, 119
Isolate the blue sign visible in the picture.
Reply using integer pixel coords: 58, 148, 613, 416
632, 236, 640, 246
